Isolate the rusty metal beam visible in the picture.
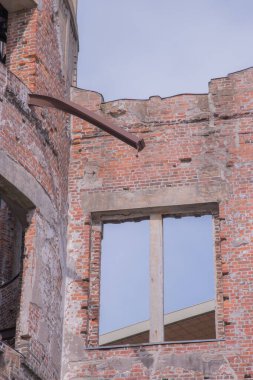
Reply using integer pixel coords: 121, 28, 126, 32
28, 94, 145, 151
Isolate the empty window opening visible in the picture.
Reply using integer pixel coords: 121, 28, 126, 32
163, 215, 215, 341
0, 197, 24, 347
99, 213, 216, 346
0, 4, 7, 64
99, 220, 150, 345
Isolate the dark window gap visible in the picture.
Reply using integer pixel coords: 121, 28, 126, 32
0, 4, 8, 64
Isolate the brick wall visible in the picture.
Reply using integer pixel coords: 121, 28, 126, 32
0, 0, 78, 378
0, 59, 66, 378
6, 0, 78, 93
63, 67, 253, 379
5, 0, 78, 212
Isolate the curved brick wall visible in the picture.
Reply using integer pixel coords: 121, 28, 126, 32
0, 59, 69, 378
0, 0, 78, 378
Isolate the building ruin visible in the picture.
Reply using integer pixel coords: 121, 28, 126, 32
0, 0, 252, 379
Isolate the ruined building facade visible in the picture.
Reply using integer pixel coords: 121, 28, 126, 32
0, 1, 253, 379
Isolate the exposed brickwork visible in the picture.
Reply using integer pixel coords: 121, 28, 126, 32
0, 0, 78, 378
0, 60, 67, 377
5, 0, 77, 213
6, 0, 77, 93
0, 341, 23, 380
63, 68, 253, 379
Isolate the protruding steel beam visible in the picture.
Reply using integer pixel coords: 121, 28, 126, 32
28, 94, 145, 151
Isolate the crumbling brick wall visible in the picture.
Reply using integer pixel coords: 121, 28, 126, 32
63, 67, 253, 379
0, 0, 78, 378
5, 0, 78, 212
6, 0, 78, 93
0, 59, 67, 379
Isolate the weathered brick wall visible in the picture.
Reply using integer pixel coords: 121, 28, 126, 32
0, 59, 67, 378
0, 340, 41, 379
63, 67, 253, 379
6, 0, 78, 93
6, 0, 78, 212
0, 0, 78, 378
0, 341, 23, 379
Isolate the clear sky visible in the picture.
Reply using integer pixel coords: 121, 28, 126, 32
77, 0, 253, 101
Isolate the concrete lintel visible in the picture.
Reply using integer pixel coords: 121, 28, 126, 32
82, 186, 221, 215
0, 0, 38, 12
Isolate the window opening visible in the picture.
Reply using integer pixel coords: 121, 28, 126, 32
0, 4, 8, 64
99, 212, 216, 347
163, 215, 215, 341
99, 220, 149, 346
0, 197, 25, 347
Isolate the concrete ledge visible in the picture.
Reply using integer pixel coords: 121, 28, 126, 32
0, 0, 37, 12
82, 186, 221, 216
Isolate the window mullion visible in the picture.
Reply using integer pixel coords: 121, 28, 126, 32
149, 214, 164, 343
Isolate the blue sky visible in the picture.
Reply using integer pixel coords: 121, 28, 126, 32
77, 0, 253, 101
